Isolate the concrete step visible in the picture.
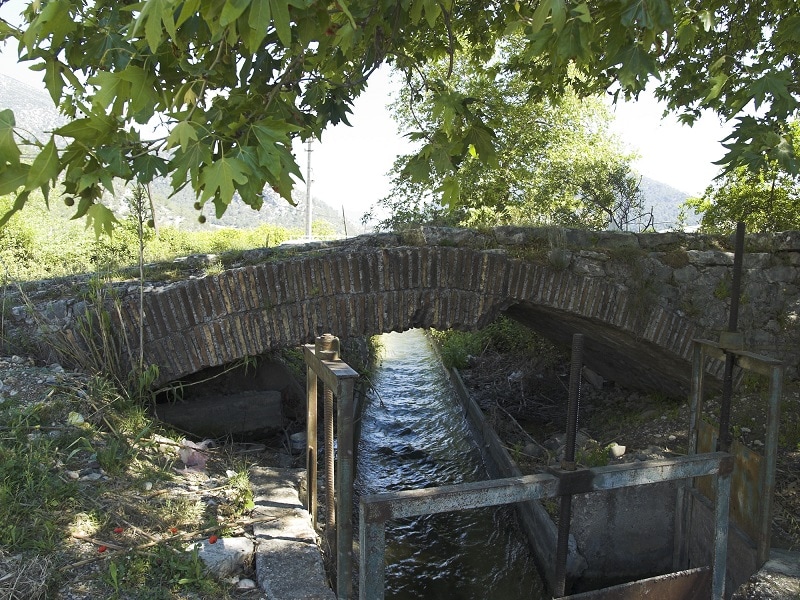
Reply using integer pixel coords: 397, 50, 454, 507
249, 466, 335, 600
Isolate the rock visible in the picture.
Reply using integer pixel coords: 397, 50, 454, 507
523, 442, 544, 458
237, 578, 257, 590
608, 443, 626, 458
188, 536, 255, 579
731, 549, 800, 599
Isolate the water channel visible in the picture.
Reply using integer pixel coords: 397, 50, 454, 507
355, 329, 545, 599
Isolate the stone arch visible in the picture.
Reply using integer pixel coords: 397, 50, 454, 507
118, 245, 708, 394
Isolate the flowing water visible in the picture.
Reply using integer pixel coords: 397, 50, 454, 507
355, 329, 545, 599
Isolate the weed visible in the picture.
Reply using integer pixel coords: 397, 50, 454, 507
101, 544, 226, 599
714, 276, 731, 300
577, 442, 609, 468
661, 249, 690, 269
606, 245, 646, 265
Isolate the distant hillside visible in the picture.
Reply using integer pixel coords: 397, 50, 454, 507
0, 73, 67, 147
1, 73, 359, 236
638, 176, 700, 230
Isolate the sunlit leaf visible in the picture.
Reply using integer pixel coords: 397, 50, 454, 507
26, 137, 60, 191
85, 203, 119, 239
200, 156, 250, 205
0, 109, 21, 165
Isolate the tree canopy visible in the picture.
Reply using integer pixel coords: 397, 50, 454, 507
370, 39, 647, 231
684, 122, 800, 233
0, 0, 797, 233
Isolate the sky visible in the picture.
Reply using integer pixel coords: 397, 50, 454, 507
0, 0, 733, 226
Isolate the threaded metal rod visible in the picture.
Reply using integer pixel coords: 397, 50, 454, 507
324, 385, 336, 530
719, 222, 745, 452
554, 333, 584, 596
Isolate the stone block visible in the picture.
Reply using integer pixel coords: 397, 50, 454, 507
188, 536, 254, 579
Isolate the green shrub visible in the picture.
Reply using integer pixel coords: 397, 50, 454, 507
431, 316, 562, 369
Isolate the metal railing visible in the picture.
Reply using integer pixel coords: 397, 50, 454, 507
359, 452, 733, 600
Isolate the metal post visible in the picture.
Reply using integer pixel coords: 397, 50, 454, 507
675, 340, 707, 568
359, 503, 386, 600
758, 363, 784, 565
554, 333, 584, 597
337, 376, 355, 599
712, 465, 732, 600
302, 340, 359, 600
306, 361, 319, 528
718, 222, 745, 452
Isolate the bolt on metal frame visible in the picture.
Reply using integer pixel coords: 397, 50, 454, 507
359, 452, 734, 600
303, 335, 359, 600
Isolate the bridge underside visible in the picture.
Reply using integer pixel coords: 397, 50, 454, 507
504, 304, 697, 395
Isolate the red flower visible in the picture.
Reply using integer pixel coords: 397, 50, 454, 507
98, 545, 108, 553
113, 527, 124, 534
208, 535, 218, 544
169, 527, 178, 535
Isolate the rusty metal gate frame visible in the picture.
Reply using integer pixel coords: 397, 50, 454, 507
675, 339, 784, 568
359, 452, 734, 600
303, 340, 359, 600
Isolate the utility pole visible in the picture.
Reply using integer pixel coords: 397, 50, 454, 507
305, 139, 313, 240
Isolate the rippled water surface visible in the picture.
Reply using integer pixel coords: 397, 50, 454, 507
356, 330, 544, 599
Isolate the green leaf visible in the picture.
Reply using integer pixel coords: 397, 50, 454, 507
676, 22, 697, 49
167, 121, 199, 150
0, 109, 21, 165
530, 0, 552, 34
200, 156, 250, 206
749, 73, 792, 110
439, 175, 460, 208
85, 203, 119, 239
698, 9, 714, 31
269, 0, 292, 46
0, 191, 30, 229
176, 0, 201, 27
133, 154, 168, 184
90, 71, 128, 113
464, 124, 497, 165
42, 58, 65, 104
26, 138, 60, 191
335, 0, 357, 28
55, 118, 114, 143
705, 72, 728, 101
221, 0, 250, 27
118, 66, 157, 119
0, 163, 29, 195
573, 2, 591, 24
247, 0, 271, 50
551, 0, 566, 32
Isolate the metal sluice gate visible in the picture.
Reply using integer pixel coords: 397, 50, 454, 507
358, 452, 734, 600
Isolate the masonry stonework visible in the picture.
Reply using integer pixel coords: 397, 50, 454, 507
8, 227, 799, 394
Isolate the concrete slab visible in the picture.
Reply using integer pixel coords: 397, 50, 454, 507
249, 466, 335, 600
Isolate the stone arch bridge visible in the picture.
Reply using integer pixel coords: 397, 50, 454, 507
13, 227, 800, 394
